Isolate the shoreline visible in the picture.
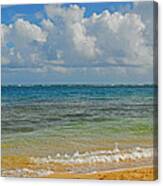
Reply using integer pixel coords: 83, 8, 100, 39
1, 154, 157, 180
45, 166, 157, 180
2, 166, 157, 180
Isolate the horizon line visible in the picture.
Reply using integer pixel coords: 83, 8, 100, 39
1, 83, 157, 86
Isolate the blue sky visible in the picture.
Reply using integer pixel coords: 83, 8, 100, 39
1, 2, 154, 85
2, 2, 133, 24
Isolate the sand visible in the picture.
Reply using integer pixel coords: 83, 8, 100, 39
1, 155, 158, 180
45, 167, 156, 180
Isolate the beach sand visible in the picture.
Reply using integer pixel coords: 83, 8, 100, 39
1, 155, 158, 180
46, 167, 156, 180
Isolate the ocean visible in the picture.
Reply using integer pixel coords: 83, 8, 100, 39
1, 85, 157, 176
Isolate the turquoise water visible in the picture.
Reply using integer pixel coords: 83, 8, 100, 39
2, 85, 156, 157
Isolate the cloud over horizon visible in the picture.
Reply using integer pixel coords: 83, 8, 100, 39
1, 2, 155, 84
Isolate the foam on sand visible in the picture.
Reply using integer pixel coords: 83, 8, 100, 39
2, 168, 54, 177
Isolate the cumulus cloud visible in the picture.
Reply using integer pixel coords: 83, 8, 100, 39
1, 2, 154, 83
132, 1, 154, 46
14, 19, 47, 43
85, 11, 152, 67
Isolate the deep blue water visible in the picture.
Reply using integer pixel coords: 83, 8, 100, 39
2, 84, 155, 105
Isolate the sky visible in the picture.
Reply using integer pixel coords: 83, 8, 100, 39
1, 1, 155, 85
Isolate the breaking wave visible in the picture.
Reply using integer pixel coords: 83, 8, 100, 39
30, 146, 153, 165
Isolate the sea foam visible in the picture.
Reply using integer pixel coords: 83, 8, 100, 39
2, 168, 54, 177
30, 146, 153, 165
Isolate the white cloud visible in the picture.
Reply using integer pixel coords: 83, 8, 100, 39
50, 66, 71, 74
70, 22, 100, 59
132, 1, 154, 46
1, 3, 154, 83
1, 24, 11, 47
14, 19, 47, 43
1, 19, 48, 66
47, 60, 64, 65
41, 19, 54, 31
85, 11, 152, 67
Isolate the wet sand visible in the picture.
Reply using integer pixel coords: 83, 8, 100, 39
46, 167, 156, 180
1, 155, 157, 180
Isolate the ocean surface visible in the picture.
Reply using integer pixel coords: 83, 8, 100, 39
1, 85, 157, 175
